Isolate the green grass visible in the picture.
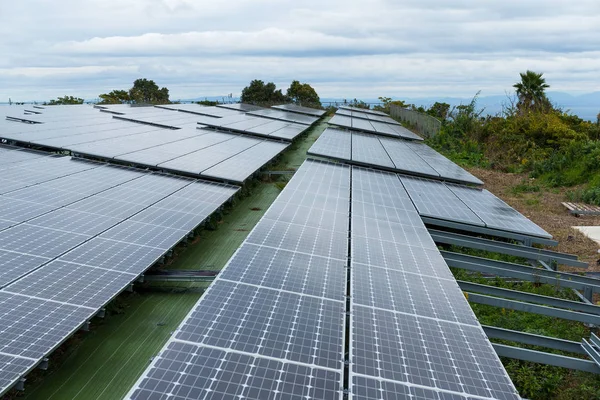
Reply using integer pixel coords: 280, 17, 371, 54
19, 117, 329, 400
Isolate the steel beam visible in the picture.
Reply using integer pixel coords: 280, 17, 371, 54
492, 343, 600, 374
421, 216, 558, 247
443, 251, 600, 293
458, 281, 600, 315
482, 325, 586, 355
429, 229, 586, 268
465, 292, 600, 325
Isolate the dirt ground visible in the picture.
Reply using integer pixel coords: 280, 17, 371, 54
468, 167, 600, 272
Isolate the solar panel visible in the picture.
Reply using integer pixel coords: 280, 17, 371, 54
219, 243, 347, 301
127, 160, 349, 400
447, 184, 552, 239
349, 166, 521, 400
306, 128, 351, 161
308, 130, 483, 186
3, 260, 137, 309
0, 224, 90, 259
336, 108, 401, 125
0, 292, 94, 359
338, 105, 389, 116
0, 354, 36, 394
128, 341, 342, 400
200, 140, 289, 183
329, 114, 423, 141
404, 141, 483, 186
196, 114, 308, 140
0, 250, 49, 288
216, 103, 266, 112
272, 104, 326, 117
99, 220, 189, 250
352, 132, 395, 168
399, 175, 485, 226
247, 109, 319, 125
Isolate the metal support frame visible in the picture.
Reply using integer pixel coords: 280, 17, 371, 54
482, 325, 586, 355
37, 358, 49, 371
537, 260, 594, 304
81, 321, 90, 332
429, 229, 586, 268
421, 216, 558, 247
465, 292, 600, 325
582, 333, 600, 367
15, 378, 25, 391
492, 343, 600, 374
458, 281, 600, 315
443, 251, 600, 294
96, 308, 106, 319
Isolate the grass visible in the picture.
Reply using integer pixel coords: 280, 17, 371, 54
19, 117, 329, 400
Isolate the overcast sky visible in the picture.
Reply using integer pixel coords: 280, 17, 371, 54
1, 0, 600, 102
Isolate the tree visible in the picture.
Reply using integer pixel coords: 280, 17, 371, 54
98, 90, 131, 104
513, 70, 551, 113
240, 80, 286, 105
286, 80, 321, 107
128, 78, 170, 104
374, 97, 408, 114
46, 95, 85, 105
427, 102, 451, 121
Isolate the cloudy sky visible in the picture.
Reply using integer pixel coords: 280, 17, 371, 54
1, 0, 600, 102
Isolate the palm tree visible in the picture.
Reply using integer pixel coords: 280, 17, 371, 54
513, 70, 550, 112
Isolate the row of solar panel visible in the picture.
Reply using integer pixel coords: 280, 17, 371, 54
308, 128, 483, 185
329, 114, 422, 141
336, 108, 401, 125
1, 106, 291, 183
0, 146, 239, 396
349, 167, 520, 400
126, 160, 520, 400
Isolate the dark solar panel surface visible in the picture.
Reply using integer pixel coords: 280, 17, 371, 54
272, 103, 326, 117
349, 166, 520, 400
127, 160, 349, 400
0, 147, 239, 395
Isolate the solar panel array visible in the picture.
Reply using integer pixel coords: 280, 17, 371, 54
195, 113, 309, 140
247, 108, 320, 125
398, 175, 552, 239
349, 168, 519, 400
272, 103, 326, 117
156, 103, 245, 117
127, 160, 350, 400
329, 114, 423, 141
0, 145, 239, 395
308, 128, 483, 186
336, 108, 401, 125
1, 105, 290, 184
127, 159, 521, 400
338, 105, 389, 116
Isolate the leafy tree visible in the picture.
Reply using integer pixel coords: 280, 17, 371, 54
128, 78, 169, 104
513, 70, 551, 113
240, 80, 286, 105
286, 80, 321, 107
427, 102, 451, 121
98, 90, 131, 104
46, 95, 84, 105
374, 97, 408, 114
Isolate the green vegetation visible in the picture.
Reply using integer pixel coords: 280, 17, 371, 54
418, 71, 600, 205
286, 80, 321, 107
98, 78, 169, 105
45, 95, 84, 105
240, 79, 286, 105
240, 79, 322, 107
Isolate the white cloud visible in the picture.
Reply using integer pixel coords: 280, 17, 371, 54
1, 0, 600, 101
